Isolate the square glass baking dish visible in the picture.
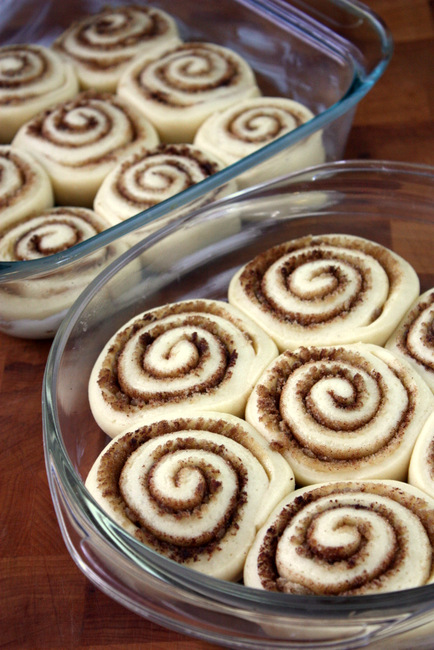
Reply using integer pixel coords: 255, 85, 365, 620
43, 160, 434, 649
0, 0, 392, 338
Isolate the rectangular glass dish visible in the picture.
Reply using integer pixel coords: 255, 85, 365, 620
43, 160, 434, 649
0, 0, 392, 338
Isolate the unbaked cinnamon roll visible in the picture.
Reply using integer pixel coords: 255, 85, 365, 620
386, 288, 434, 392
12, 90, 160, 206
93, 143, 236, 227
0, 206, 119, 338
0, 44, 78, 143
194, 97, 325, 185
228, 234, 420, 350
85, 411, 295, 581
0, 206, 111, 261
409, 412, 434, 500
53, 5, 181, 92
244, 479, 434, 595
0, 145, 54, 230
245, 343, 434, 485
88, 299, 278, 437
118, 41, 260, 143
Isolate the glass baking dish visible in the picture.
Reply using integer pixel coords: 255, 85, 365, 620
43, 160, 434, 649
0, 0, 392, 338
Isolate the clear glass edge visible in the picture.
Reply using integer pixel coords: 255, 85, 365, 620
0, 0, 393, 282
42, 159, 434, 623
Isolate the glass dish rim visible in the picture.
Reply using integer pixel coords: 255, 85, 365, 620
0, 0, 393, 282
42, 158, 434, 619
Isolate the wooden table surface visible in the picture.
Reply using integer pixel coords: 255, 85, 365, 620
1, 1, 433, 648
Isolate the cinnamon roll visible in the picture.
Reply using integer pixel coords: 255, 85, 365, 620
409, 412, 434, 500
12, 90, 160, 206
85, 412, 295, 581
194, 97, 325, 185
245, 343, 434, 485
386, 288, 434, 392
228, 234, 420, 350
118, 42, 261, 143
0, 207, 119, 338
88, 299, 278, 437
0, 145, 54, 230
93, 143, 236, 227
244, 479, 434, 595
53, 5, 181, 93
0, 44, 78, 143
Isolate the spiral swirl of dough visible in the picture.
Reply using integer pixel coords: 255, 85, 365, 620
245, 343, 434, 485
386, 289, 434, 392
0, 207, 120, 336
85, 412, 294, 580
409, 412, 434, 500
0, 145, 53, 230
53, 5, 181, 92
228, 234, 420, 350
0, 206, 109, 261
194, 97, 325, 167
0, 44, 78, 143
118, 41, 260, 142
12, 90, 160, 206
244, 480, 434, 595
88, 299, 278, 437
94, 143, 234, 226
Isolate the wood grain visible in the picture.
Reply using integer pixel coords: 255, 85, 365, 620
1, 1, 433, 648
